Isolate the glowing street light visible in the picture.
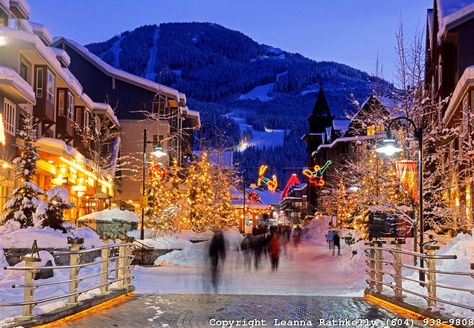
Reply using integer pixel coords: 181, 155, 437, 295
375, 139, 403, 157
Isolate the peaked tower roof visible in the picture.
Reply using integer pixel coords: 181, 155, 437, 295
308, 87, 333, 133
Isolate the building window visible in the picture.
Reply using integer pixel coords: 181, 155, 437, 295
367, 125, 384, 136
47, 70, 55, 104
83, 110, 90, 133
4, 98, 16, 136
58, 89, 65, 116
8, 18, 17, 29
35, 67, 44, 98
67, 93, 74, 120
19, 57, 31, 85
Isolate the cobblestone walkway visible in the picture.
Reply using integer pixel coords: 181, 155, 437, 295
50, 294, 422, 328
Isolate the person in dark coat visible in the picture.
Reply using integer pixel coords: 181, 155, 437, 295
208, 230, 226, 292
268, 231, 281, 271
240, 233, 252, 270
333, 232, 341, 256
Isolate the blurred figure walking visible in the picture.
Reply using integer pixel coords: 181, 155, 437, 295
332, 232, 341, 256
209, 230, 226, 292
240, 233, 253, 270
268, 231, 281, 271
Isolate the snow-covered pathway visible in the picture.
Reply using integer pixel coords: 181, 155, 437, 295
133, 237, 366, 296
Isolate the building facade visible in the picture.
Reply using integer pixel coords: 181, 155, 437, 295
425, 0, 474, 231
53, 38, 201, 208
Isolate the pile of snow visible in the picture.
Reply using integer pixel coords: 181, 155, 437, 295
0, 225, 102, 249
77, 208, 138, 223
142, 236, 192, 250
177, 230, 213, 242
154, 229, 243, 267
154, 241, 208, 267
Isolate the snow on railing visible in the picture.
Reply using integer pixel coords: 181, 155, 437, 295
364, 241, 474, 314
0, 238, 134, 326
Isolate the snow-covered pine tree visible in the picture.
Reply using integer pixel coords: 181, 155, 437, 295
2, 118, 45, 228
40, 187, 74, 232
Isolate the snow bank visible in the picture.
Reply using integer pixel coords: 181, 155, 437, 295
154, 229, 243, 267
154, 242, 208, 267
177, 230, 213, 241
142, 236, 192, 250
0, 225, 102, 249
77, 208, 138, 223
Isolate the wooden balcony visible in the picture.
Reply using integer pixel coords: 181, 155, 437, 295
56, 116, 74, 141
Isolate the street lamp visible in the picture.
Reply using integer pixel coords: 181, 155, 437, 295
141, 128, 167, 240
375, 116, 425, 282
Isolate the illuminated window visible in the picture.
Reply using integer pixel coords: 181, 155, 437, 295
46, 70, 55, 104
35, 67, 43, 98
367, 125, 376, 136
3, 98, 16, 136
67, 93, 74, 120
367, 125, 384, 136
58, 89, 65, 116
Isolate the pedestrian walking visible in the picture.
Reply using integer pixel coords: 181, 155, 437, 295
326, 229, 335, 251
268, 231, 281, 271
240, 233, 252, 270
293, 225, 302, 248
333, 232, 341, 256
208, 230, 226, 292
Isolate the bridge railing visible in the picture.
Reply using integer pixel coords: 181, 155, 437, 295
365, 240, 474, 312
0, 238, 134, 323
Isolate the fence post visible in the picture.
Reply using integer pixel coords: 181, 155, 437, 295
374, 241, 385, 293
117, 243, 126, 288
425, 245, 439, 310
67, 237, 83, 306
100, 240, 109, 295
391, 240, 404, 299
365, 242, 375, 292
20, 254, 41, 320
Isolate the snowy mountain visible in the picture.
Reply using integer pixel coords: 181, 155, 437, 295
86, 22, 395, 181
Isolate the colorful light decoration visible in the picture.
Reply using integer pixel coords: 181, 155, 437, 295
281, 173, 301, 198
247, 191, 261, 204
303, 160, 332, 187
150, 162, 167, 181
257, 165, 278, 192
396, 160, 418, 202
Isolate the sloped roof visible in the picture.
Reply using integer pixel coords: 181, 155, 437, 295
436, 0, 474, 40
54, 37, 185, 102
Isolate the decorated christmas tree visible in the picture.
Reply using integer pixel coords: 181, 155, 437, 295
211, 166, 234, 229
2, 119, 45, 228
183, 153, 214, 232
40, 187, 74, 232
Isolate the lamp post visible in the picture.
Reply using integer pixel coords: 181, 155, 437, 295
375, 116, 425, 282
141, 129, 167, 240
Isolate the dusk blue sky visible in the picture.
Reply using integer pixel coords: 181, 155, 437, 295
30, 0, 432, 82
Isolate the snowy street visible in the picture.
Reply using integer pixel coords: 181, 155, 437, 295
133, 235, 366, 296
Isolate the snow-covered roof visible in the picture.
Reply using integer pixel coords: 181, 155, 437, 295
436, 0, 474, 40
51, 47, 71, 67
29, 21, 52, 46
36, 137, 85, 162
314, 134, 383, 153
0, 27, 84, 96
77, 208, 138, 223
0, 65, 35, 104
17, 19, 33, 33
92, 101, 120, 127
444, 65, 474, 126
182, 106, 201, 128
0, 0, 9, 12
359, 95, 403, 117
54, 37, 184, 102
9, 0, 30, 19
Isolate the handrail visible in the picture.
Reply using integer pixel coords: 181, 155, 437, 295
53, 243, 135, 255
11, 265, 132, 289
0, 240, 135, 322
5, 255, 132, 271
365, 242, 473, 315
369, 246, 457, 260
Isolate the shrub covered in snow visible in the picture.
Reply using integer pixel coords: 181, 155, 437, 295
38, 187, 74, 232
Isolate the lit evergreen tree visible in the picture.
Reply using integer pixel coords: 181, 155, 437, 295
2, 118, 45, 228
40, 187, 73, 232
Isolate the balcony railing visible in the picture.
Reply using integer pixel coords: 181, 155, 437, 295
0, 239, 134, 326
